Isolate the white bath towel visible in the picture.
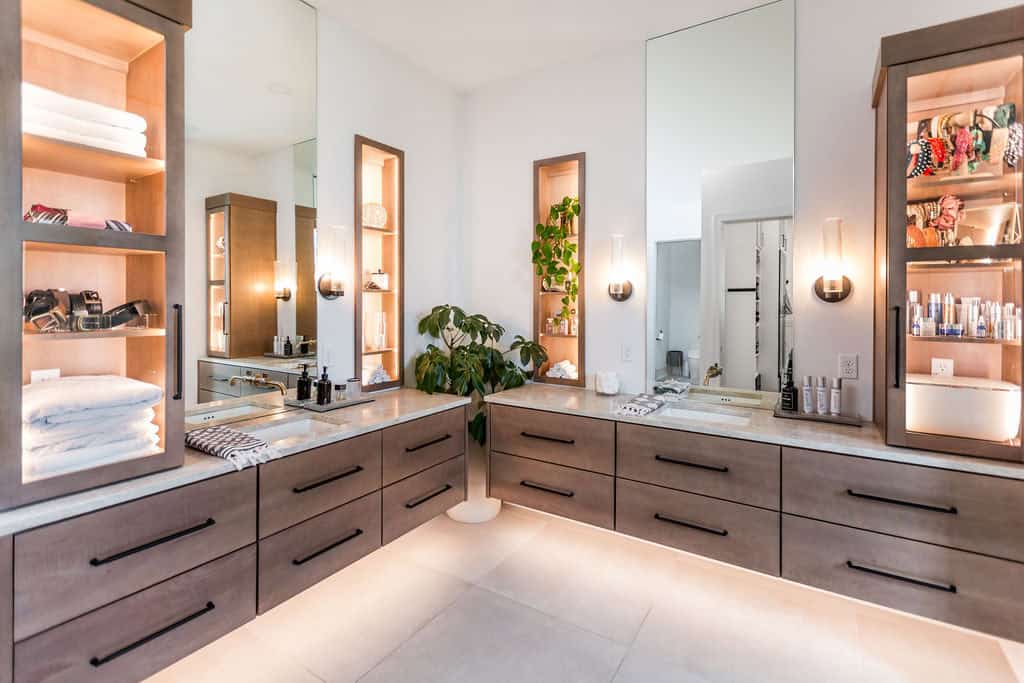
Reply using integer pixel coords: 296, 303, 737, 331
25, 420, 158, 456
23, 120, 147, 158
23, 82, 147, 133
24, 408, 155, 438
24, 104, 148, 153
23, 375, 163, 425
24, 435, 160, 480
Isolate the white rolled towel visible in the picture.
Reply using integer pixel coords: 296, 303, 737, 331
23, 375, 163, 425
23, 120, 147, 158
24, 104, 148, 153
22, 82, 147, 133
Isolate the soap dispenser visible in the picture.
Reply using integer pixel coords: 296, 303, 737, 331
316, 367, 332, 405
297, 364, 313, 401
283, 336, 293, 356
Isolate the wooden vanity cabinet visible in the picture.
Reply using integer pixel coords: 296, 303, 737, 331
206, 193, 278, 359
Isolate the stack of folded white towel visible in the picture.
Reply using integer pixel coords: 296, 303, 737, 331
545, 359, 579, 380
22, 375, 163, 479
22, 82, 149, 158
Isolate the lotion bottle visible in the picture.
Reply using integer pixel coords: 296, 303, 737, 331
316, 367, 332, 406
801, 376, 814, 414
816, 376, 828, 415
296, 364, 312, 401
830, 377, 842, 416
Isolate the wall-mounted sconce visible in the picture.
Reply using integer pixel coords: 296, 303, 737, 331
274, 261, 294, 301
814, 217, 852, 303
607, 233, 633, 301
316, 225, 347, 300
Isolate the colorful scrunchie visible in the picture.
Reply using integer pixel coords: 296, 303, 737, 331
1006, 122, 1023, 168
951, 127, 971, 171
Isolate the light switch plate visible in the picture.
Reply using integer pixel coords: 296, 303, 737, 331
30, 368, 60, 384
838, 354, 858, 380
931, 358, 954, 377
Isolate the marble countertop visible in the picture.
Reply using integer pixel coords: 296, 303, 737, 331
484, 384, 1024, 481
200, 356, 313, 375
0, 389, 470, 537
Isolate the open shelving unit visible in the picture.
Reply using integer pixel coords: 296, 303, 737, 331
0, 0, 185, 509
354, 136, 404, 391
533, 153, 585, 387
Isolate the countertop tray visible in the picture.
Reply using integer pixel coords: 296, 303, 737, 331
773, 405, 862, 427
285, 397, 375, 412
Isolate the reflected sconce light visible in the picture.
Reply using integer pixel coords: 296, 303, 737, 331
814, 217, 852, 303
316, 225, 346, 300
607, 234, 633, 301
274, 261, 295, 301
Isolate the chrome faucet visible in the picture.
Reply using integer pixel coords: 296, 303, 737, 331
229, 373, 287, 395
703, 363, 722, 387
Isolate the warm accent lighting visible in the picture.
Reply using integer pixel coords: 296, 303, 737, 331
316, 225, 347, 300
607, 233, 633, 301
814, 217, 852, 303
274, 260, 295, 301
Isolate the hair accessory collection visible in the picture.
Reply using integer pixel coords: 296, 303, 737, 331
905, 103, 1020, 179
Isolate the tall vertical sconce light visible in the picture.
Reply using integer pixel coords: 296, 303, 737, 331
607, 233, 633, 301
316, 225, 346, 300
814, 217, 852, 302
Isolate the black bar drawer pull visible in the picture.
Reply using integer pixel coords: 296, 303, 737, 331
293, 465, 364, 493
405, 484, 453, 509
293, 528, 364, 565
90, 518, 216, 566
846, 560, 957, 593
406, 434, 452, 452
173, 303, 183, 400
847, 489, 957, 515
654, 512, 728, 537
90, 601, 216, 667
655, 454, 729, 473
521, 431, 575, 445
520, 480, 574, 498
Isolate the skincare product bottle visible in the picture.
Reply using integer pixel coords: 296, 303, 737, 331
283, 336, 293, 356
297, 364, 312, 401
816, 376, 828, 415
272, 335, 280, 355
830, 377, 842, 416
781, 354, 797, 412
977, 316, 987, 338
801, 376, 814, 414
346, 378, 361, 401
316, 367, 332, 406
912, 317, 921, 336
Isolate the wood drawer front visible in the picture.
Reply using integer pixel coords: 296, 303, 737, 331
197, 361, 241, 396
490, 405, 614, 475
382, 456, 466, 544
616, 479, 780, 575
382, 408, 466, 486
489, 452, 614, 529
259, 492, 382, 613
782, 448, 1024, 562
617, 423, 781, 509
15, 545, 256, 683
14, 469, 257, 641
782, 515, 1024, 642
259, 431, 382, 538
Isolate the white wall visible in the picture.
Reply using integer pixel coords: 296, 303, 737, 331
314, 11, 462, 383
462, 45, 646, 392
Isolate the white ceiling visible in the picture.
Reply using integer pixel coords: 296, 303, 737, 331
185, 0, 316, 154
313, 0, 766, 92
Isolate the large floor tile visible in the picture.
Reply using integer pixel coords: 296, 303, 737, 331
247, 545, 469, 683
386, 504, 548, 583
477, 512, 682, 643
361, 586, 626, 683
144, 623, 322, 683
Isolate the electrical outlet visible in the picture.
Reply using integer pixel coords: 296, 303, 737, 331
838, 354, 858, 380
932, 358, 954, 377
621, 344, 634, 362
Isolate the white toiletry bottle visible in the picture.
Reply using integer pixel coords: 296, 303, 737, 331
830, 377, 842, 416
816, 376, 828, 415
801, 376, 813, 414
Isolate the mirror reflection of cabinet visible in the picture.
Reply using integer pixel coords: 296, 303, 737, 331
355, 136, 404, 391
874, 8, 1024, 462
205, 193, 277, 359
295, 205, 317, 341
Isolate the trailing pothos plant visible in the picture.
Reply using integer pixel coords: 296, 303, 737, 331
531, 195, 581, 321
415, 305, 548, 445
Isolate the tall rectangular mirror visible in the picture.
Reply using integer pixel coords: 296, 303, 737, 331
646, 0, 794, 396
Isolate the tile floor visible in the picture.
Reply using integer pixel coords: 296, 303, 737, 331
147, 504, 1024, 683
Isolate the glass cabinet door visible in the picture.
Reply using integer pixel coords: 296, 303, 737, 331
207, 208, 228, 356
892, 43, 1024, 458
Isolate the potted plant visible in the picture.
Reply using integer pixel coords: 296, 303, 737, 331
415, 305, 548, 444
531, 195, 581, 321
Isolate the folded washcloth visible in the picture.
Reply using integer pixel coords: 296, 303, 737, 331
185, 426, 278, 471
545, 359, 579, 380
23, 82, 147, 133
23, 375, 163, 425
24, 435, 160, 480
616, 393, 667, 417
653, 379, 691, 395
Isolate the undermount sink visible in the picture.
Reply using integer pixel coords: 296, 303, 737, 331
185, 403, 272, 427
242, 417, 341, 449
658, 406, 751, 427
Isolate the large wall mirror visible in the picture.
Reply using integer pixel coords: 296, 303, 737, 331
184, 0, 317, 405
646, 0, 794, 396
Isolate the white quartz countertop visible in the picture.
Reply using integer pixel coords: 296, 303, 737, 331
200, 356, 313, 375
0, 389, 470, 537
484, 384, 1024, 481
